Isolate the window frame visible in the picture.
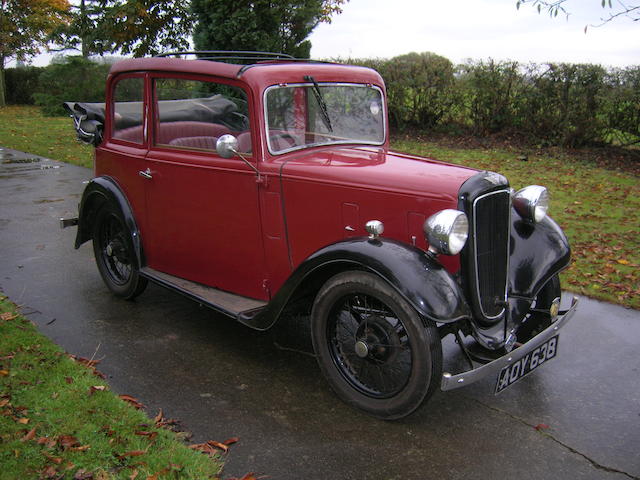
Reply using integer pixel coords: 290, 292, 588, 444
109, 73, 147, 147
149, 72, 254, 158
263, 82, 387, 156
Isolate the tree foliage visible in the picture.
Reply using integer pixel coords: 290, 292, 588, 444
516, 0, 639, 28
192, 0, 348, 58
52, 0, 194, 58
0, 0, 70, 106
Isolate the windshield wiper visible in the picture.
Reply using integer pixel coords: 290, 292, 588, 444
304, 75, 333, 133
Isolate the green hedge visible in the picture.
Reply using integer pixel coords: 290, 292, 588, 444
4, 66, 44, 105
345, 54, 639, 147
33, 56, 111, 116
5, 53, 639, 147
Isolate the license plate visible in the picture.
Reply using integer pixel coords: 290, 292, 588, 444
495, 335, 559, 393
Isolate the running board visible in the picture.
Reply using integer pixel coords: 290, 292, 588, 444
140, 267, 267, 321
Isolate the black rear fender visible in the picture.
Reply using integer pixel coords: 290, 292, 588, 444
75, 176, 143, 269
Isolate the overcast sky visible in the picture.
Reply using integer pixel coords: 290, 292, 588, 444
308, 0, 639, 66
14, 0, 639, 68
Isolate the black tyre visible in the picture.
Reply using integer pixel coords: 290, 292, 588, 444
92, 204, 147, 299
311, 271, 442, 420
516, 275, 561, 342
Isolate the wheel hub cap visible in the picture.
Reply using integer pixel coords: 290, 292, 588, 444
354, 340, 369, 358
106, 243, 114, 256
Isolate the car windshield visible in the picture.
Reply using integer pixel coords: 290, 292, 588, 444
265, 83, 385, 154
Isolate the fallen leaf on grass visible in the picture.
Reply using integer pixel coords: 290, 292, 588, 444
119, 394, 145, 409
41, 465, 59, 479
188, 443, 218, 455
0, 399, 10, 407
145, 464, 179, 480
129, 469, 138, 480
0, 312, 18, 321
59, 435, 80, 449
17, 417, 29, 424
65, 377, 74, 384
616, 259, 630, 265
89, 385, 107, 395
116, 450, 147, 460
73, 468, 93, 479
152, 409, 178, 429
0, 370, 9, 376
43, 452, 63, 464
134, 431, 158, 441
21, 427, 36, 441
153, 409, 163, 425
69, 445, 91, 452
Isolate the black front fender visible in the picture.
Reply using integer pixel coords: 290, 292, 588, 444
242, 237, 471, 330
509, 214, 571, 299
75, 176, 143, 268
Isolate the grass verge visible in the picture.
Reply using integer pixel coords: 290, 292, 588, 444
392, 135, 640, 309
0, 294, 223, 479
0, 106, 93, 168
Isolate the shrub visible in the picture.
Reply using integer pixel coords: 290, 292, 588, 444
33, 56, 111, 116
4, 66, 44, 105
379, 52, 455, 129
456, 59, 522, 135
602, 66, 640, 145
517, 63, 608, 147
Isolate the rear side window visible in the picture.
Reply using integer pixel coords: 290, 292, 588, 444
112, 77, 144, 144
153, 78, 251, 153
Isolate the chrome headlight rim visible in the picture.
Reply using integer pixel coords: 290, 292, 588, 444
513, 185, 549, 223
423, 209, 469, 256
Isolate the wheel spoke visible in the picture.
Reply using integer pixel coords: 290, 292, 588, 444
327, 291, 413, 398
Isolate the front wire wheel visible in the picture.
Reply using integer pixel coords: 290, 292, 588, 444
92, 204, 147, 299
311, 271, 442, 420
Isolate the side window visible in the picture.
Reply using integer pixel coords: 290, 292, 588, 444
154, 78, 251, 153
112, 77, 144, 144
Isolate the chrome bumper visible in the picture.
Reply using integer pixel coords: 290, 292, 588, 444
441, 296, 578, 391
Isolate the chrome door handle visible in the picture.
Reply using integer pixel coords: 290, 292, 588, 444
139, 168, 152, 179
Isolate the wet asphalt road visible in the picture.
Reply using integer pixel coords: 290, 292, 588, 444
0, 147, 639, 480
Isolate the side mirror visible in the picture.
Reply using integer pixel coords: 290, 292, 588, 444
216, 134, 239, 158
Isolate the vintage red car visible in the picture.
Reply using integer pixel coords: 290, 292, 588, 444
63, 51, 577, 419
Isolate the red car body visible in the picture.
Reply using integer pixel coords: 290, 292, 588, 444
64, 53, 577, 419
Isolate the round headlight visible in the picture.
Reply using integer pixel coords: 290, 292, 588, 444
513, 185, 549, 223
423, 209, 469, 255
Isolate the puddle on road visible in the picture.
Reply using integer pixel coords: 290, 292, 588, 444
0, 149, 61, 173
2, 157, 41, 164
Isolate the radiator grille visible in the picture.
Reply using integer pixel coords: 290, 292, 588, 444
472, 190, 511, 319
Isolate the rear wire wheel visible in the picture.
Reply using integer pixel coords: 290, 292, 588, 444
92, 204, 147, 300
311, 271, 442, 420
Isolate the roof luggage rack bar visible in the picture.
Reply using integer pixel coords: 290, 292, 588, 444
155, 50, 297, 61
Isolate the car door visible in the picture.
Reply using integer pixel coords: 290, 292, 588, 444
141, 75, 267, 300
